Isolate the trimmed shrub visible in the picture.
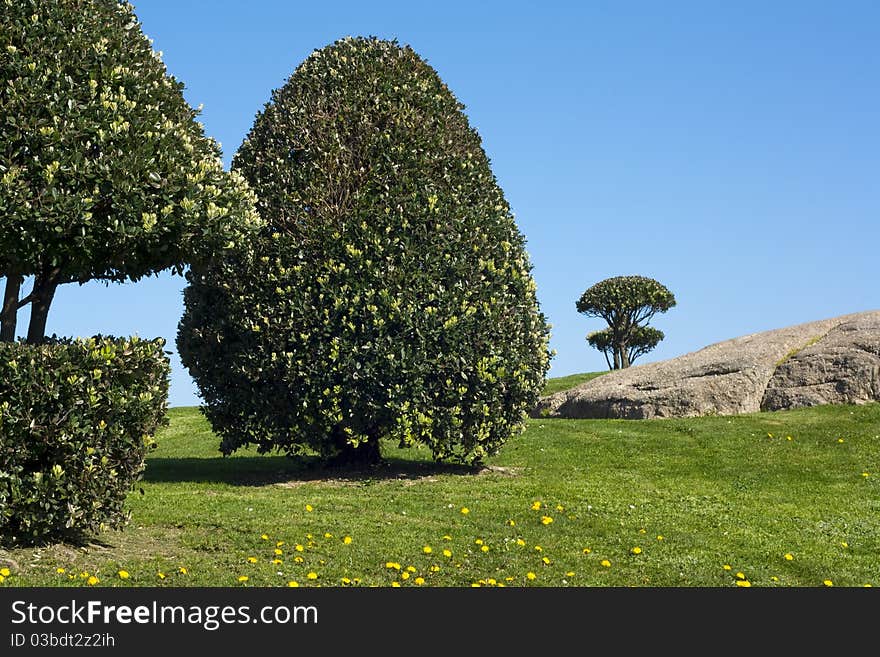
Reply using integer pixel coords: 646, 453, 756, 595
178, 37, 551, 465
0, 336, 169, 541
0, 0, 259, 343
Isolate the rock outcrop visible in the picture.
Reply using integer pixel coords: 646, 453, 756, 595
534, 310, 880, 419
761, 313, 880, 411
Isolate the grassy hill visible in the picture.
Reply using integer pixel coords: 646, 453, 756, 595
2, 395, 878, 588
542, 371, 605, 396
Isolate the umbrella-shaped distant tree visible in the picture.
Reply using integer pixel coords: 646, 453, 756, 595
577, 275, 676, 369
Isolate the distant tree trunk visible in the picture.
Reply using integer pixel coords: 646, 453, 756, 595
619, 342, 631, 368
1, 273, 22, 342
612, 349, 621, 370
26, 267, 61, 344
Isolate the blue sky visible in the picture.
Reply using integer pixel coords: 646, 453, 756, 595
25, 0, 880, 407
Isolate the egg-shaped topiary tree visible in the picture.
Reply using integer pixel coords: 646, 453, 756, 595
178, 37, 551, 465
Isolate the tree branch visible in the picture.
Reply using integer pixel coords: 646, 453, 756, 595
15, 292, 35, 309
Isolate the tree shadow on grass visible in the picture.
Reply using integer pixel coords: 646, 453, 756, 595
142, 454, 482, 487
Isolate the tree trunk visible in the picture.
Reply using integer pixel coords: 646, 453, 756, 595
618, 342, 631, 369
26, 268, 61, 344
1, 273, 22, 342
328, 425, 382, 466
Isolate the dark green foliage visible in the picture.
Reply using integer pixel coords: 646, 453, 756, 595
0, 337, 169, 541
178, 37, 551, 465
577, 275, 675, 369
587, 326, 665, 370
0, 0, 259, 342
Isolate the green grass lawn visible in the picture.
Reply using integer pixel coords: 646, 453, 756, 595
541, 371, 605, 395
2, 399, 878, 588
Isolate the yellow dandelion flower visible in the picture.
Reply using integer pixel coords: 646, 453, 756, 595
481, 545, 490, 553
600, 560, 611, 568
423, 546, 432, 554
507, 519, 516, 526
784, 553, 794, 561
247, 556, 257, 563
406, 566, 417, 573
786, 435, 793, 441
505, 576, 515, 582
657, 535, 664, 541
442, 535, 452, 541
305, 504, 314, 512
0, 575, 5, 583
541, 516, 553, 525
157, 572, 166, 580
556, 505, 564, 512
287, 581, 299, 588
178, 567, 187, 575
272, 559, 283, 565
307, 572, 318, 580
87, 575, 99, 586
530, 501, 541, 511
475, 538, 484, 545
343, 536, 352, 545
295, 544, 304, 552
0, 567, 10, 577
386, 562, 401, 570
401, 572, 410, 580
430, 565, 440, 572
238, 576, 249, 583
526, 572, 537, 580
534, 545, 543, 552
767, 433, 773, 438
736, 580, 751, 587
542, 557, 551, 565
274, 548, 283, 556
862, 472, 870, 478
639, 528, 647, 534
324, 533, 333, 539
723, 565, 732, 571
771, 576, 779, 582
341, 577, 351, 585
837, 438, 844, 443
516, 539, 526, 546
460, 507, 469, 515
118, 570, 130, 580
823, 580, 833, 587
414, 577, 425, 585
736, 572, 746, 580
294, 556, 304, 563
276, 541, 284, 547
470, 582, 481, 587
631, 547, 642, 555
56, 567, 66, 574
443, 549, 452, 558
260, 533, 269, 540
565, 571, 575, 577
841, 542, 849, 548
582, 547, 591, 554
863, 584, 873, 588
391, 581, 401, 588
